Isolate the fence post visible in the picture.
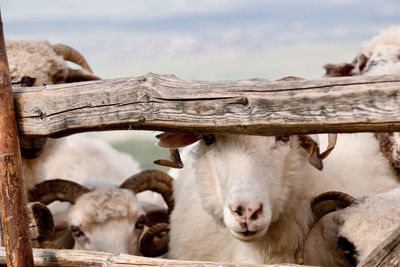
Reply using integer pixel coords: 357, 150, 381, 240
0, 11, 34, 267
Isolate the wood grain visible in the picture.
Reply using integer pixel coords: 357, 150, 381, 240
358, 227, 400, 267
0, 12, 33, 267
0, 248, 319, 267
12, 73, 400, 137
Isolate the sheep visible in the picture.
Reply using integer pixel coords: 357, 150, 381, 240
156, 130, 399, 264
303, 189, 400, 267
323, 25, 400, 177
7, 40, 164, 252
7, 39, 99, 86
7, 39, 101, 191
28, 169, 173, 256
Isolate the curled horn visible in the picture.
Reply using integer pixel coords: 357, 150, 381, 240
28, 179, 90, 205
311, 191, 356, 221
139, 223, 169, 257
52, 44, 94, 73
120, 170, 174, 213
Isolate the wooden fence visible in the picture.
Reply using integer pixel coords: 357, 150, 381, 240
1, 12, 400, 267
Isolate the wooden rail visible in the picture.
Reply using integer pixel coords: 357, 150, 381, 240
0, 248, 317, 267
13, 73, 400, 137
358, 226, 400, 267
0, 12, 33, 267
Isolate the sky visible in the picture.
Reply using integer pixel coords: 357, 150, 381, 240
1, 0, 399, 163
2, 0, 399, 81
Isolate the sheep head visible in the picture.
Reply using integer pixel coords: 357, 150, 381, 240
323, 25, 400, 177
28, 170, 173, 256
324, 26, 400, 77
8, 40, 101, 159
7, 40, 99, 86
156, 132, 335, 242
304, 189, 400, 266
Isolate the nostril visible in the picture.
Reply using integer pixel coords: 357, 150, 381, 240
249, 203, 263, 221
230, 204, 244, 216
235, 206, 243, 216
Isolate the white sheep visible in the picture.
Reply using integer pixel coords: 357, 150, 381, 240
7, 39, 99, 86
297, 25, 400, 267
7, 40, 170, 253
157, 131, 399, 264
303, 188, 400, 267
324, 25, 400, 177
7, 39, 101, 191
28, 169, 173, 256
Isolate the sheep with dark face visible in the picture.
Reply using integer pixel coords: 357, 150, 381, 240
29, 170, 173, 256
156, 130, 398, 264
303, 189, 400, 267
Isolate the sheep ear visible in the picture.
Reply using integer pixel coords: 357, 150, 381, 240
323, 63, 355, 77
298, 135, 323, 170
156, 132, 201, 148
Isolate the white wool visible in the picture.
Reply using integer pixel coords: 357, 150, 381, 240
303, 188, 400, 267
304, 25, 400, 267
44, 134, 140, 183
7, 40, 68, 86
68, 187, 142, 226
360, 26, 400, 56
338, 188, 400, 263
65, 186, 146, 254
167, 133, 398, 264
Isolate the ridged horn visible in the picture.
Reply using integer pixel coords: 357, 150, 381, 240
311, 191, 356, 221
28, 179, 90, 205
65, 68, 101, 83
139, 222, 169, 257
52, 43, 93, 73
120, 170, 174, 214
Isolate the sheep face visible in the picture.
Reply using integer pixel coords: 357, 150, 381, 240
67, 187, 146, 254
158, 132, 325, 243
187, 133, 322, 243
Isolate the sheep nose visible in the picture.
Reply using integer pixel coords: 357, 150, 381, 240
230, 202, 263, 221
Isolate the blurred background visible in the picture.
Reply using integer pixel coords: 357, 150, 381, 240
2, 0, 399, 168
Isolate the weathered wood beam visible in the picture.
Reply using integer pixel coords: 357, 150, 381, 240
13, 73, 400, 137
0, 12, 34, 267
0, 247, 318, 267
358, 226, 400, 267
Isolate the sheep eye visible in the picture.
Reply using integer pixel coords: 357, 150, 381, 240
202, 134, 216, 146
135, 215, 146, 229
70, 225, 85, 238
275, 136, 290, 143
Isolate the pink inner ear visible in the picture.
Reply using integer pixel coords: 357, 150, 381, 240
308, 150, 323, 171
157, 132, 201, 148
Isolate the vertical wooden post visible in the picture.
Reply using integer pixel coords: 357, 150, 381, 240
0, 11, 34, 267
